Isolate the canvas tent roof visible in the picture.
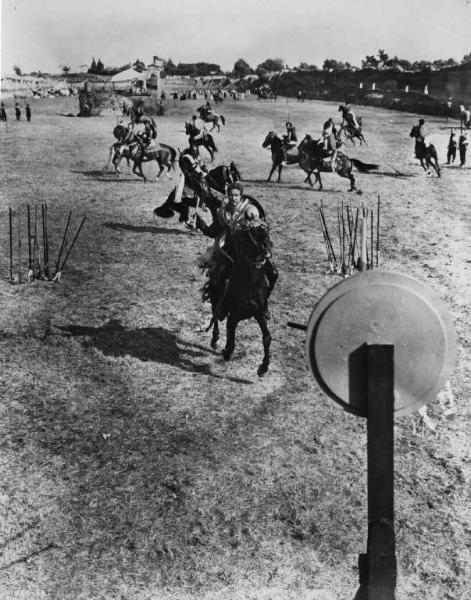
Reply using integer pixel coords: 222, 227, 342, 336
110, 68, 150, 83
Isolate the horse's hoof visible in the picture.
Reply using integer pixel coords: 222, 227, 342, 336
257, 363, 268, 377
222, 349, 231, 361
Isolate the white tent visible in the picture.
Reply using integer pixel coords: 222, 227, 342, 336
110, 68, 148, 90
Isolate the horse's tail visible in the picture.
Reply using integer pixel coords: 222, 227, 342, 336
351, 158, 379, 172
220, 115, 226, 126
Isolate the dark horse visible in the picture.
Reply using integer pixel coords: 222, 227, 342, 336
297, 135, 379, 191
184, 122, 218, 161
196, 106, 226, 132
262, 131, 299, 182
153, 162, 242, 225
110, 125, 176, 181
409, 126, 441, 177
203, 224, 274, 376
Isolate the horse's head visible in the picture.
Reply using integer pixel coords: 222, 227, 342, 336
233, 224, 272, 268
262, 132, 275, 148
298, 134, 316, 152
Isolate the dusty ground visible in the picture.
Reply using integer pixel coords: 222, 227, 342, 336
0, 95, 470, 600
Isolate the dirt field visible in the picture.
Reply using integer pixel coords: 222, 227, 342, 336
0, 94, 470, 600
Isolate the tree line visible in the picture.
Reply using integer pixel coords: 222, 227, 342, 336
11, 49, 471, 80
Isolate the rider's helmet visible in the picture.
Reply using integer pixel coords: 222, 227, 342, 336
419, 118, 425, 125
286, 122, 292, 128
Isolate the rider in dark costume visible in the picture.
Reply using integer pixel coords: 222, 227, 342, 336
196, 182, 278, 319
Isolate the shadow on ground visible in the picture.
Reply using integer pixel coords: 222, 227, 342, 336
103, 222, 187, 235
58, 319, 251, 383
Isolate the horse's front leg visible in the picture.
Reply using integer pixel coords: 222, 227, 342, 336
316, 172, 323, 190
348, 173, 356, 192
267, 162, 278, 182
210, 316, 220, 349
113, 155, 121, 177
277, 164, 283, 183
222, 314, 237, 361
133, 161, 146, 182
155, 160, 164, 181
254, 312, 271, 376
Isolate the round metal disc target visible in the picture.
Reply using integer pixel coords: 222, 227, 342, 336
305, 271, 456, 417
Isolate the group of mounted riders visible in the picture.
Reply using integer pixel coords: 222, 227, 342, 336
107, 96, 450, 375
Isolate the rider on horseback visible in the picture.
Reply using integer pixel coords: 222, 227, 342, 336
282, 122, 298, 161
319, 118, 338, 171
413, 118, 426, 158
139, 121, 157, 150
188, 115, 207, 143
196, 182, 278, 320
180, 145, 208, 194
343, 102, 360, 131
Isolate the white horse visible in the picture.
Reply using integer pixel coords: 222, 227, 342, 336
459, 105, 471, 128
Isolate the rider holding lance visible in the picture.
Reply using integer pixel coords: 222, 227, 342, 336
196, 182, 278, 319
282, 121, 298, 161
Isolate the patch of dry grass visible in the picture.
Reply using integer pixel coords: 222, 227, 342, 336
0, 95, 469, 599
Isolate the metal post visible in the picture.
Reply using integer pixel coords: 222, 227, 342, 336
355, 344, 396, 599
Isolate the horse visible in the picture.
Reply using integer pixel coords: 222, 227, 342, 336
196, 106, 226, 132
459, 105, 471, 129
153, 162, 242, 225
109, 128, 176, 181
338, 106, 366, 145
202, 224, 275, 376
409, 127, 441, 177
184, 122, 218, 161
262, 131, 300, 182
297, 135, 379, 191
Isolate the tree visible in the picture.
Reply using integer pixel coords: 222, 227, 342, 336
256, 58, 284, 74
132, 58, 146, 72
233, 58, 252, 78
323, 59, 345, 71
13, 65, 22, 76
61, 65, 71, 75
89, 57, 97, 73
378, 49, 389, 67
362, 55, 380, 69
96, 58, 104, 74
163, 58, 177, 76
298, 62, 318, 71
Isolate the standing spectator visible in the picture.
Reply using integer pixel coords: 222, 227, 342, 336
459, 130, 468, 166
446, 128, 457, 165
0, 102, 7, 122
25, 102, 31, 122
446, 97, 452, 122
15, 102, 21, 120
